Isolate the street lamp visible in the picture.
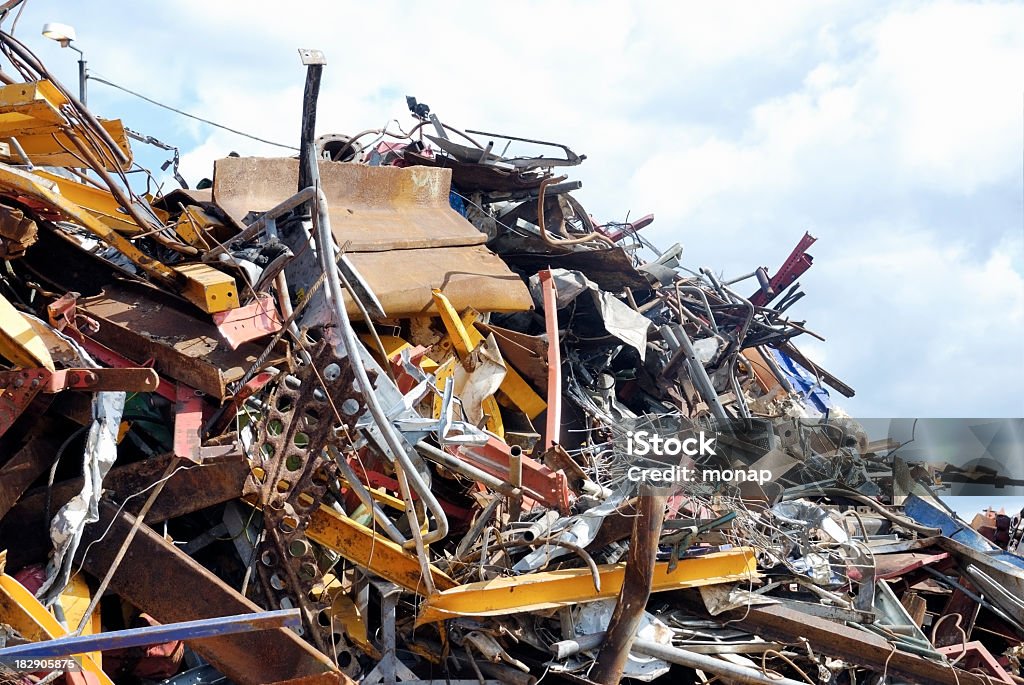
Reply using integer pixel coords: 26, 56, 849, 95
41, 22, 87, 105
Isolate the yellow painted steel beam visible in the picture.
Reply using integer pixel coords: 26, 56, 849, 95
174, 262, 240, 313
17, 119, 133, 171
32, 169, 165, 236
0, 574, 114, 685
0, 164, 237, 314
305, 503, 457, 595
461, 308, 546, 420
0, 292, 54, 370
58, 574, 102, 668
173, 206, 221, 249
0, 163, 178, 286
432, 289, 475, 358
0, 81, 67, 136
415, 548, 758, 625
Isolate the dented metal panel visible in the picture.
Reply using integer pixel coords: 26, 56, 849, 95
213, 157, 485, 251
78, 282, 286, 398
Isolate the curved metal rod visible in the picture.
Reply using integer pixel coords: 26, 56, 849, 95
310, 185, 449, 554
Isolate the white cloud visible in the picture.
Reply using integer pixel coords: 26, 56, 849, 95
8, 0, 1021, 416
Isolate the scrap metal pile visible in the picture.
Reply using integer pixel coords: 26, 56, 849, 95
0, 38, 1022, 685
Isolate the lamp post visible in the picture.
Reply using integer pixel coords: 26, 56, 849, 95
41, 22, 86, 105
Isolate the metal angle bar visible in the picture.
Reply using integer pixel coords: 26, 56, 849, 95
415, 548, 758, 624
0, 609, 301, 659
173, 384, 205, 463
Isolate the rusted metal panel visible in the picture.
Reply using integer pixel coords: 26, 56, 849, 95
0, 451, 249, 569
77, 501, 344, 685
0, 431, 60, 519
343, 245, 532, 317
78, 282, 288, 399
212, 157, 485, 251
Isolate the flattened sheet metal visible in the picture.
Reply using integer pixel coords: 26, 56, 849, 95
415, 548, 758, 625
344, 245, 532, 317
78, 282, 287, 399
212, 157, 485, 251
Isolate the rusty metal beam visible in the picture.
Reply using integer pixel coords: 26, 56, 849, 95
0, 431, 60, 520
78, 282, 288, 399
592, 484, 667, 684
77, 500, 346, 685
0, 451, 248, 569
727, 604, 989, 685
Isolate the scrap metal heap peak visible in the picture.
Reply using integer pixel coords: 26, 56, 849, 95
0, 37, 1018, 685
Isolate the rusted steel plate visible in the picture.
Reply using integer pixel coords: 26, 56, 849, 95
78, 282, 288, 399
0, 451, 249, 569
77, 501, 345, 685
344, 244, 532, 317
212, 157, 485, 252
0, 431, 60, 519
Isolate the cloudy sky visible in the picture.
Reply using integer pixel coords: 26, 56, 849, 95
6, 0, 1023, 420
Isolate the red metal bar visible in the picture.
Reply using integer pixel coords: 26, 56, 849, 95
212, 293, 282, 350
454, 436, 572, 514
749, 232, 817, 307
67, 332, 178, 403
173, 384, 205, 463
539, 269, 562, 449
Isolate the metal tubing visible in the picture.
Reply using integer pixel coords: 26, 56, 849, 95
331, 446, 408, 545
307, 157, 448, 556
549, 631, 605, 659
631, 639, 808, 685
415, 441, 521, 498
674, 324, 729, 420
